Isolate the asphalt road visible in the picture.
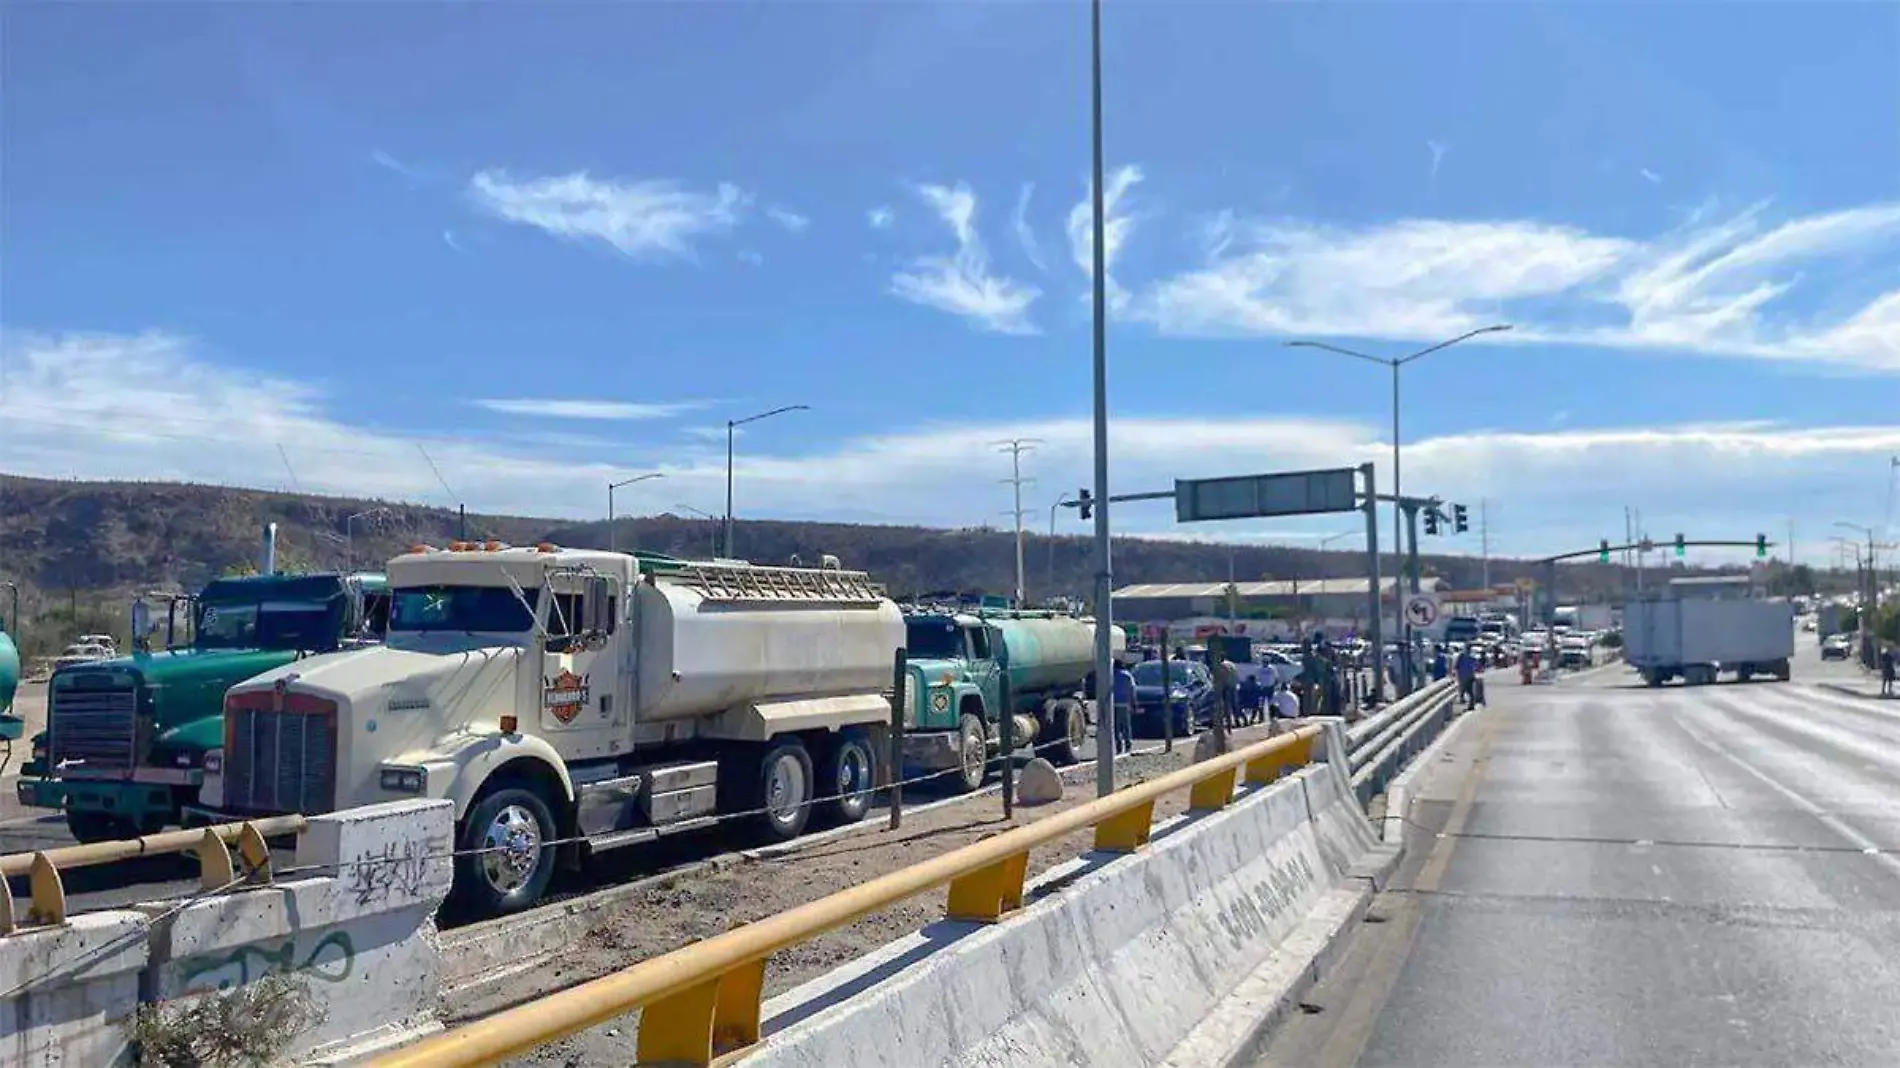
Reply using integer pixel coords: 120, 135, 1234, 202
1257, 639, 1900, 1067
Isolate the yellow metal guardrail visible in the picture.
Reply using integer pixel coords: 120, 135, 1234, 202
0, 814, 306, 934
372, 724, 1324, 1068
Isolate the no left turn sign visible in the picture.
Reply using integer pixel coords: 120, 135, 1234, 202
1404, 593, 1441, 628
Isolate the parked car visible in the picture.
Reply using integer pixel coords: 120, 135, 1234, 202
1132, 659, 1215, 736
1821, 633, 1854, 661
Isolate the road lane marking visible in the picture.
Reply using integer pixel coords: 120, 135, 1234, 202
1672, 707, 1900, 882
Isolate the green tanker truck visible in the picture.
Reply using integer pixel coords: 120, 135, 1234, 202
0, 625, 20, 749
18, 571, 390, 841
901, 607, 1126, 791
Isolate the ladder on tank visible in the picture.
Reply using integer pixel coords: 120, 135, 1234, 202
669, 563, 885, 607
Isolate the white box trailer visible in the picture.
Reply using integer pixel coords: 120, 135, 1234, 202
206, 544, 904, 916
1625, 597, 1794, 687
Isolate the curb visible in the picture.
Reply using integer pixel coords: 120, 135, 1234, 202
1380, 704, 1489, 846
1817, 681, 1893, 703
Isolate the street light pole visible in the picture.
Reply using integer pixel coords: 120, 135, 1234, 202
723, 405, 810, 559
1285, 323, 1511, 694
608, 473, 665, 553
672, 504, 720, 557
1088, 0, 1116, 797
345, 508, 390, 572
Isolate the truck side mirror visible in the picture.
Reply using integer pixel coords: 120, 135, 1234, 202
986, 624, 1008, 668
587, 577, 614, 635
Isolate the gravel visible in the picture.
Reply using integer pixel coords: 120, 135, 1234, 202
464, 720, 1305, 1067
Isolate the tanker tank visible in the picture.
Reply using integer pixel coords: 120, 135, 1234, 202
633, 572, 905, 723
989, 615, 1127, 707
0, 629, 17, 716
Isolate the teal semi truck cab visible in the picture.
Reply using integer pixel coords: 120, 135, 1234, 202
19, 572, 389, 841
901, 608, 1125, 791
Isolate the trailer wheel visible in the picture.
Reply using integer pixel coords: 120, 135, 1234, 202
1644, 670, 1663, 688
65, 811, 128, 844
1047, 700, 1087, 765
452, 786, 558, 917
954, 713, 989, 793
752, 740, 815, 842
1773, 659, 1791, 681
816, 733, 875, 826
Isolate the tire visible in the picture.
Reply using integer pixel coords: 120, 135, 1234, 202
1737, 666, 1753, 683
1774, 659, 1791, 681
953, 713, 989, 793
816, 733, 875, 826
1047, 700, 1087, 765
66, 810, 128, 844
451, 786, 558, 918
1644, 670, 1663, 688
751, 740, 815, 842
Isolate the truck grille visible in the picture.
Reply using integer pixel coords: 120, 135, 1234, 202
225, 703, 337, 815
49, 673, 139, 774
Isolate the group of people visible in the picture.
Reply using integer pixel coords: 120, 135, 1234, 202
1104, 643, 1329, 755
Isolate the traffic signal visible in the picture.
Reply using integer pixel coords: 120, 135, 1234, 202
1674, 533, 1686, 558
1423, 508, 1441, 535
1756, 533, 1768, 558
1453, 504, 1469, 534
1599, 539, 1611, 564
1076, 488, 1094, 521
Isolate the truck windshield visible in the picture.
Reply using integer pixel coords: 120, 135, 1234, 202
391, 586, 539, 633
196, 598, 340, 650
904, 619, 964, 659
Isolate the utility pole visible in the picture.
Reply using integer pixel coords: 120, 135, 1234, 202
1481, 498, 1492, 590
995, 439, 1041, 607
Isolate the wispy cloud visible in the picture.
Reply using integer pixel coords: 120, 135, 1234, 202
1640, 168, 1664, 185
1140, 201, 1900, 372
473, 398, 708, 420
1014, 183, 1048, 272
468, 170, 749, 260
441, 229, 463, 252
767, 207, 810, 234
1067, 164, 1144, 311
370, 150, 434, 184
867, 206, 894, 230
1427, 140, 1448, 184
888, 183, 1040, 335
7, 329, 1895, 558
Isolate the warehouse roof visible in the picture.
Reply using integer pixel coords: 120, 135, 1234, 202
1112, 577, 1439, 600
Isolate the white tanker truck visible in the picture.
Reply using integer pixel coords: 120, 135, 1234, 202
202, 543, 903, 916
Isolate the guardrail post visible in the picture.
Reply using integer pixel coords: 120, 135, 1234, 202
28, 853, 66, 926
1093, 800, 1155, 853
946, 851, 1030, 922
1188, 766, 1239, 812
636, 956, 768, 1066
889, 647, 907, 831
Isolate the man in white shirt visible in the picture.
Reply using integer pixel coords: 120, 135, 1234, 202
1271, 681, 1300, 721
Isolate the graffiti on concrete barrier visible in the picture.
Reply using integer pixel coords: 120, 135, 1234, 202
348, 836, 433, 907
178, 930, 356, 994
1214, 849, 1318, 947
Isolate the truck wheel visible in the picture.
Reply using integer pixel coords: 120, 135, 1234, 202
65, 811, 126, 844
954, 713, 988, 793
1644, 670, 1662, 688
816, 733, 875, 826
1737, 666, 1754, 683
1047, 700, 1087, 766
1774, 659, 1791, 681
752, 740, 815, 842
452, 786, 557, 917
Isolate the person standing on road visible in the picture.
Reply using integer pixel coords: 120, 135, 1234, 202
1212, 651, 1241, 730
1431, 644, 1449, 682
1455, 645, 1479, 707
1112, 658, 1136, 754
1881, 644, 1896, 698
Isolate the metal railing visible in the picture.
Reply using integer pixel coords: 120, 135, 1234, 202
1345, 677, 1459, 803
370, 724, 1325, 1068
0, 814, 305, 934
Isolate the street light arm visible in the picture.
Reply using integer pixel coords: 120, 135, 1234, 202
732, 404, 811, 429
1397, 323, 1513, 365
1283, 340, 1392, 367
610, 472, 666, 491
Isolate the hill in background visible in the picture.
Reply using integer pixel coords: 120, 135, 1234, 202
3, 473, 1659, 656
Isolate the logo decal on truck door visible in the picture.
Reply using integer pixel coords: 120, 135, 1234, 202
543, 670, 591, 724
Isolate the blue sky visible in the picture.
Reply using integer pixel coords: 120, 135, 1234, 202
4, 2, 1897, 566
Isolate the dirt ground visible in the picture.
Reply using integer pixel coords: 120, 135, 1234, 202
476, 720, 1305, 1067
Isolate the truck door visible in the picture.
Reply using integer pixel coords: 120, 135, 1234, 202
966, 624, 1004, 720
540, 573, 625, 758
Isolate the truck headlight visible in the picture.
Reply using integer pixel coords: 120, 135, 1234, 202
173, 750, 198, 768
379, 766, 428, 794
203, 749, 223, 775
928, 689, 950, 714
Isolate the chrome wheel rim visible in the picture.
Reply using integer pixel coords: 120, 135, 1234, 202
479, 804, 542, 894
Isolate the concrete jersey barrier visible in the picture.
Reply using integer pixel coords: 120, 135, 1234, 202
0, 799, 453, 1067
740, 721, 1381, 1068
